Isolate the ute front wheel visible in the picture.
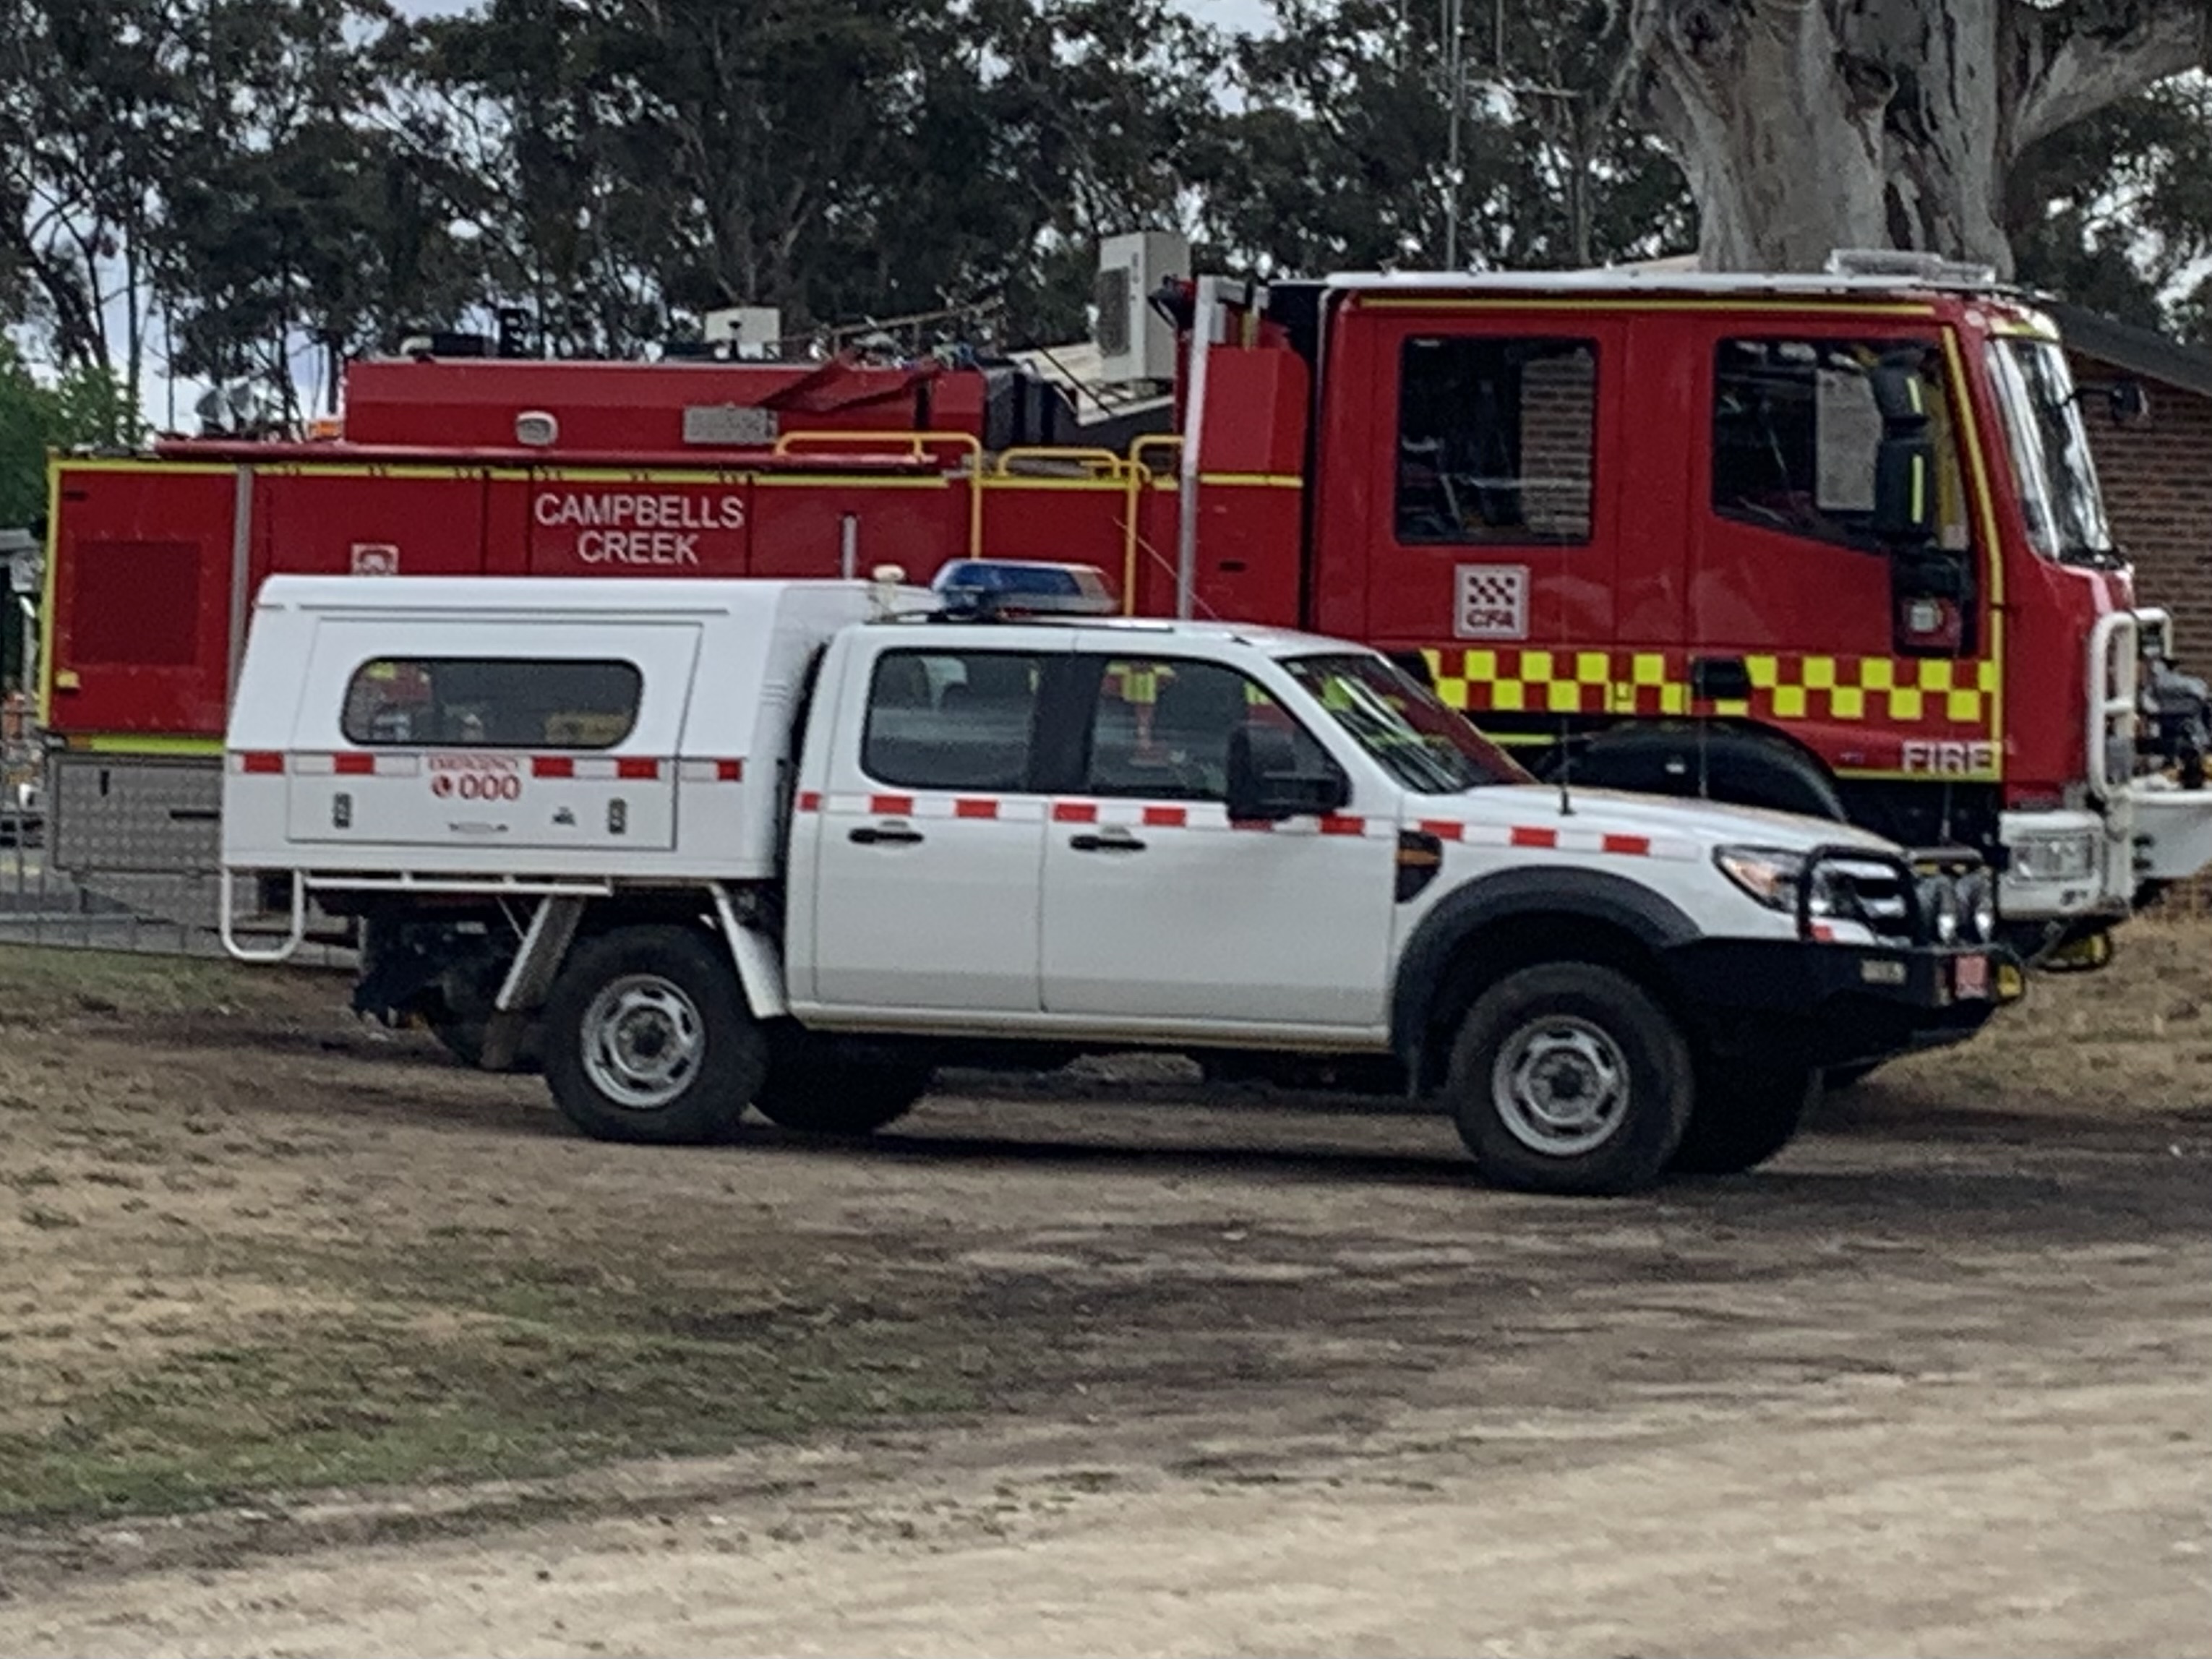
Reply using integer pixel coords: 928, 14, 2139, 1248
1444, 962, 1692, 1196
543, 926, 765, 1144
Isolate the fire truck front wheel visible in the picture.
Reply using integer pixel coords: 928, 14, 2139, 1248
754, 1035, 934, 1137
1668, 1058, 1821, 1175
543, 925, 766, 1145
1444, 962, 1694, 1196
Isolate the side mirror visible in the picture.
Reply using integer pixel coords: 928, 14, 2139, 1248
1872, 433, 1937, 546
1226, 725, 1348, 823
2109, 380, 2151, 426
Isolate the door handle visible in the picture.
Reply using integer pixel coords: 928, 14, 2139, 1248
849, 825, 925, 846
1069, 831, 1146, 854
1689, 656, 1752, 701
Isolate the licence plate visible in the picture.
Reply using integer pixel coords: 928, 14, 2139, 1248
1953, 953, 1990, 1000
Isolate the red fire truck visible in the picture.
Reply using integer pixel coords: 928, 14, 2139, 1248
38, 254, 2212, 962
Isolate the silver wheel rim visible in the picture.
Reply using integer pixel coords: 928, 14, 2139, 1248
580, 974, 704, 1112
1491, 1014, 1631, 1157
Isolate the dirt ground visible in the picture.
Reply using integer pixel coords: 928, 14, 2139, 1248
0, 924, 2205, 1657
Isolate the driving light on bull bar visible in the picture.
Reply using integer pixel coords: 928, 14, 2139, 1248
1917, 875, 1961, 944
1958, 870, 1999, 943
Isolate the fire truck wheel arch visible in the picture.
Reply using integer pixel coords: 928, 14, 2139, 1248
1540, 727, 1848, 824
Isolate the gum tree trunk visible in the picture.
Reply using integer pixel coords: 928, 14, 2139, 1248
1634, 0, 2211, 274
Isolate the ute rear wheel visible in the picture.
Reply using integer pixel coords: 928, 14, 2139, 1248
1444, 962, 1692, 1196
543, 925, 765, 1144
754, 1040, 933, 1137
1669, 1060, 1820, 1175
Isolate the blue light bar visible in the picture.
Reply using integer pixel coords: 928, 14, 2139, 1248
930, 560, 1117, 616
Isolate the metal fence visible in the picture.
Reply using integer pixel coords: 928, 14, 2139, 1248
0, 708, 351, 965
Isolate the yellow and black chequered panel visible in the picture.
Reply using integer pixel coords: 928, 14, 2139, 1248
1422, 648, 1999, 731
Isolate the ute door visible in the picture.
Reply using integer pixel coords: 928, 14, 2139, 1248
805, 639, 1060, 1013
285, 619, 698, 853
1357, 314, 1625, 700
1039, 651, 1396, 1030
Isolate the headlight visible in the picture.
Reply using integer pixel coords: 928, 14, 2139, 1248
2007, 828, 2099, 884
1715, 846, 1804, 911
1917, 875, 1960, 943
1958, 870, 1998, 942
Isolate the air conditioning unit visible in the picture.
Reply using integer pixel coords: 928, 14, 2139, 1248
1094, 231, 1189, 386
702, 306, 784, 361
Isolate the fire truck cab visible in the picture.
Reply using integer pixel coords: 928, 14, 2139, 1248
1154, 261, 2212, 965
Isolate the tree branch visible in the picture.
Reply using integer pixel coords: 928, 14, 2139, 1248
2007, 0, 2212, 157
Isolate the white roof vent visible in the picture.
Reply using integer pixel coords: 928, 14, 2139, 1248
1825, 248, 1997, 287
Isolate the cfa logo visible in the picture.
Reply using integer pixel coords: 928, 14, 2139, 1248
1901, 740, 1997, 776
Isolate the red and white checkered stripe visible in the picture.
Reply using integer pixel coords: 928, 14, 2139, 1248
285, 752, 424, 778
1414, 820, 1698, 861
235, 752, 744, 782
530, 756, 664, 781
792, 792, 1699, 860
803, 793, 1397, 836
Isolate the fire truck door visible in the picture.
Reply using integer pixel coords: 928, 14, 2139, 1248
1361, 317, 1624, 662
1689, 328, 1968, 666
284, 620, 697, 852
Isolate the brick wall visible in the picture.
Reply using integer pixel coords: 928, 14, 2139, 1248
2073, 349, 2212, 673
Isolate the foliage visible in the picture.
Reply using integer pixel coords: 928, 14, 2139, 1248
7, 0, 2212, 411
0, 342, 134, 531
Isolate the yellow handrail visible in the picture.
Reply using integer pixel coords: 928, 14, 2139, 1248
987, 447, 1130, 479
1123, 435, 1185, 614
771, 429, 986, 554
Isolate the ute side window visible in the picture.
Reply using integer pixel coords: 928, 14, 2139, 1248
342, 659, 642, 748
1396, 335, 1597, 546
1082, 656, 1334, 802
1711, 338, 1971, 555
862, 649, 1045, 792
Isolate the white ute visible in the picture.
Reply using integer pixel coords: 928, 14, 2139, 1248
221, 565, 2019, 1194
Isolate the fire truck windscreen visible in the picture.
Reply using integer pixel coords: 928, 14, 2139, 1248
1285, 654, 1531, 794
1986, 337, 2117, 566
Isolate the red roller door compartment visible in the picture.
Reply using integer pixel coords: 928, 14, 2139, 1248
48, 466, 235, 736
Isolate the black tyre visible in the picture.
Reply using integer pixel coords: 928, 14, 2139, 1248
1444, 962, 1692, 1195
755, 1039, 932, 1136
541, 925, 766, 1144
1822, 1059, 1882, 1092
426, 1015, 544, 1075
1669, 1060, 1820, 1175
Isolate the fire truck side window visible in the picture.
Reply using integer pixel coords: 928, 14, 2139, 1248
1083, 657, 1330, 802
1396, 336, 1596, 545
862, 649, 1045, 792
1711, 338, 1970, 554
341, 659, 641, 748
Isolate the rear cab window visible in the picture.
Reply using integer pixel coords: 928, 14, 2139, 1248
861, 648, 1047, 791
